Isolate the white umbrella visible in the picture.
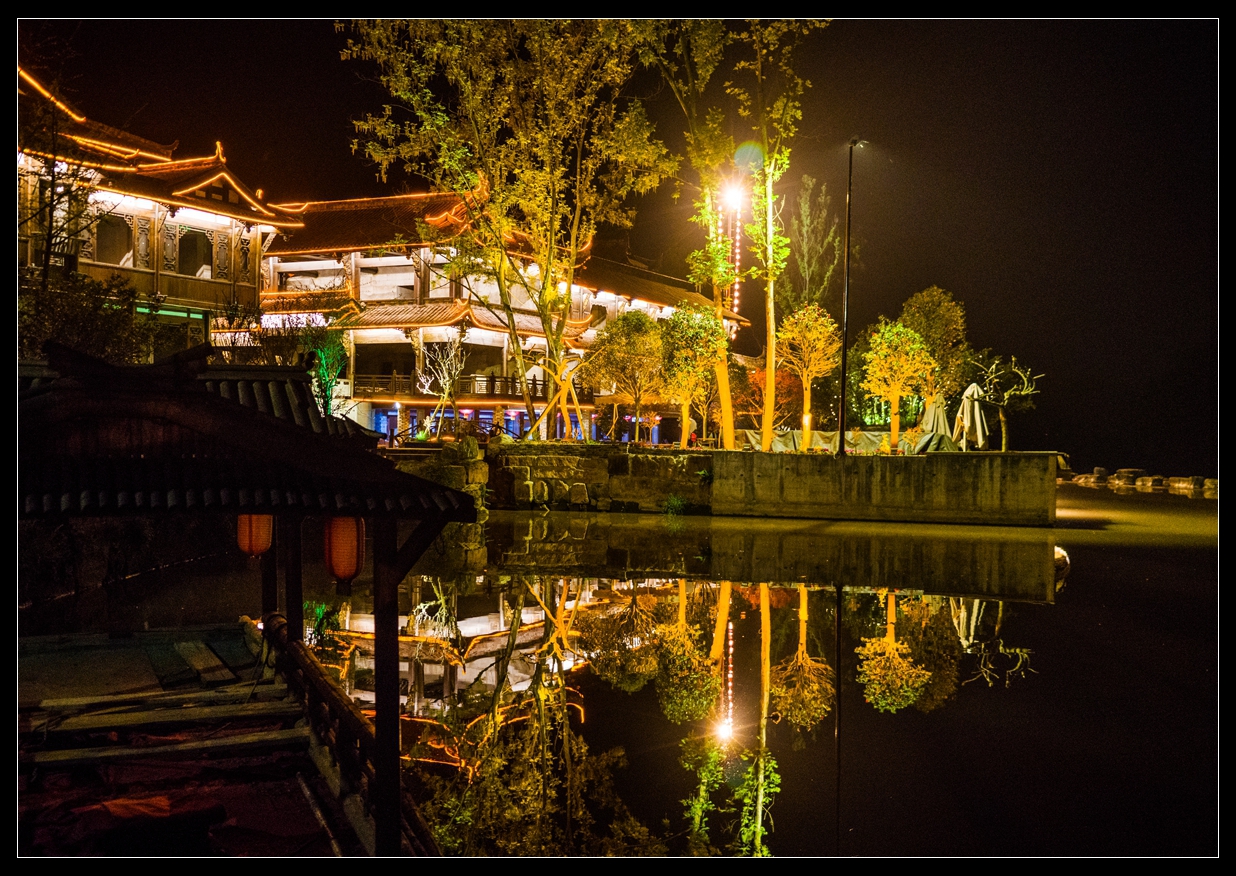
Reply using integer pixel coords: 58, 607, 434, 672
952, 383, 990, 450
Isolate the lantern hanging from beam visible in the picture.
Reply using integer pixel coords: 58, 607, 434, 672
325, 516, 365, 596
237, 514, 273, 557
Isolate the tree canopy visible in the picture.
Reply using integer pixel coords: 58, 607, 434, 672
661, 305, 728, 447
345, 20, 676, 429
898, 285, 972, 403
861, 319, 937, 449
580, 310, 663, 443
776, 304, 842, 446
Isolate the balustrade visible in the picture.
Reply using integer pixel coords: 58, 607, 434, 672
352, 372, 592, 403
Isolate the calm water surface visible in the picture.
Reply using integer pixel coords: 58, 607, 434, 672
20, 484, 1218, 856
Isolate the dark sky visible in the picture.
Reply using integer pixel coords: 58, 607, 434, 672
20, 19, 1218, 478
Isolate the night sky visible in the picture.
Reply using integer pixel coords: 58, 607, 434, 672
19, 20, 1218, 478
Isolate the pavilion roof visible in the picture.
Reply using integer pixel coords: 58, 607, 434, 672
574, 257, 748, 325
19, 345, 475, 522
265, 193, 470, 256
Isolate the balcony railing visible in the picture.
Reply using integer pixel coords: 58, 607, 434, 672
352, 372, 593, 405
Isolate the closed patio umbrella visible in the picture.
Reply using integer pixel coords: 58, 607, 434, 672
952, 383, 990, 450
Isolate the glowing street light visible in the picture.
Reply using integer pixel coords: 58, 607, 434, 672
835, 136, 866, 456
721, 183, 745, 314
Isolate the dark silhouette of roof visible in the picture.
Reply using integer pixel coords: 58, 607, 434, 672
19, 345, 475, 523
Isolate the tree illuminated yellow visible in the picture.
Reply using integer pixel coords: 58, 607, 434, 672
776, 305, 841, 450
860, 320, 937, 450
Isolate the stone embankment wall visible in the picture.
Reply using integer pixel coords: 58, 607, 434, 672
487, 443, 713, 513
485, 442, 1057, 526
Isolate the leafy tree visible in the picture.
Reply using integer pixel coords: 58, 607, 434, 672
661, 305, 728, 448
655, 579, 721, 724
776, 305, 842, 449
577, 593, 660, 693
855, 593, 932, 713
346, 21, 675, 435
733, 748, 780, 857
19, 270, 155, 365
679, 735, 726, 856
898, 285, 972, 408
781, 174, 842, 318
634, 21, 740, 450
897, 596, 961, 714
734, 367, 802, 432
860, 319, 937, 449
729, 21, 826, 451
579, 310, 663, 443
977, 352, 1043, 451
299, 323, 349, 417
770, 584, 834, 733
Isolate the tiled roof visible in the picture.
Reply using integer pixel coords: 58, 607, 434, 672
264, 193, 469, 256
19, 346, 475, 523
19, 67, 176, 163
95, 151, 304, 228
19, 67, 302, 229
574, 257, 747, 325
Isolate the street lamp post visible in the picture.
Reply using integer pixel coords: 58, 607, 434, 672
835, 136, 863, 456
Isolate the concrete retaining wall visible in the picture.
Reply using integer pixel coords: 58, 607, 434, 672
711, 451, 1056, 526
487, 443, 1056, 526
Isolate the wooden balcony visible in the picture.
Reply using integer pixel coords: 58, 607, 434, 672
351, 373, 593, 406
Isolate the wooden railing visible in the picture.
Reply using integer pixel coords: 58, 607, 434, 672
352, 372, 593, 404
262, 615, 441, 856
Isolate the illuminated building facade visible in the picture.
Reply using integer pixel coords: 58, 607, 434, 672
262, 196, 745, 441
18, 68, 303, 342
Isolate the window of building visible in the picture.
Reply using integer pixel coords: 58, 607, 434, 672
178, 229, 212, 278
95, 215, 133, 266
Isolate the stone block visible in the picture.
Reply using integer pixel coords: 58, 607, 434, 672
569, 482, 590, 506
608, 454, 631, 476
514, 480, 533, 505
436, 465, 468, 491
533, 480, 549, 504
466, 461, 489, 485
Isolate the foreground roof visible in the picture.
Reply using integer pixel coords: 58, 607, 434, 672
19, 346, 475, 522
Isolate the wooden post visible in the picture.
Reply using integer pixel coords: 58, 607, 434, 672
283, 517, 303, 642
261, 524, 279, 616
372, 517, 401, 856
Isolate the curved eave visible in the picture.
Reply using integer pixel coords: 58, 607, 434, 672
93, 180, 304, 228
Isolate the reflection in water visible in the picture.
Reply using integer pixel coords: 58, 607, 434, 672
308, 512, 1063, 855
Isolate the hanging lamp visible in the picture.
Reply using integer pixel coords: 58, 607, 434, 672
236, 514, 273, 557
324, 516, 365, 596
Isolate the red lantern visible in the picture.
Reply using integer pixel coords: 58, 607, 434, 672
237, 514, 273, 557
324, 516, 365, 596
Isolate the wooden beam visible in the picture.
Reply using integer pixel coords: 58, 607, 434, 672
394, 518, 449, 581
30, 700, 302, 734
24, 727, 309, 767
372, 516, 401, 856
31, 680, 287, 712
283, 516, 304, 641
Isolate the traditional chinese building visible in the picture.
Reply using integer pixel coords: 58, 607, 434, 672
18, 67, 303, 344
262, 193, 745, 441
